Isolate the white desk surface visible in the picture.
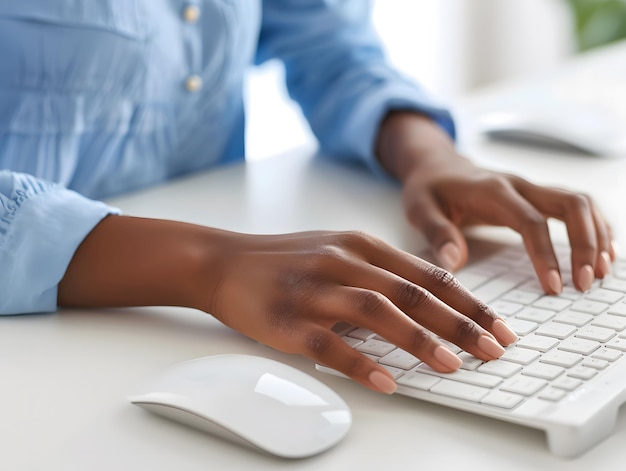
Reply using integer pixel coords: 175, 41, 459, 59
3, 44, 626, 471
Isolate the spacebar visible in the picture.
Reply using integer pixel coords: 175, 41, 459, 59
430, 379, 490, 402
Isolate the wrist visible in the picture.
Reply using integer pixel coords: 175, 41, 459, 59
375, 110, 458, 182
58, 215, 229, 312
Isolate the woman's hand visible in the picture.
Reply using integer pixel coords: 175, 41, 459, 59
205, 229, 518, 394
59, 215, 517, 394
376, 111, 616, 294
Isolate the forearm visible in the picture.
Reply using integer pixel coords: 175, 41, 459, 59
58, 215, 222, 311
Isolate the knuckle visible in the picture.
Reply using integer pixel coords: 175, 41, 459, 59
355, 290, 389, 318
455, 318, 478, 340
304, 331, 334, 356
335, 230, 380, 250
424, 264, 457, 291
474, 299, 498, 324
408, 328, 433, 352
566, 192, 592, 213
395, 282, 430, 310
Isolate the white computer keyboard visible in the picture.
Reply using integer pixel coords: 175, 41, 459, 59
317, 243, 626, 458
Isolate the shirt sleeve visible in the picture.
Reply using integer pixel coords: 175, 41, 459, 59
256, 0, 456, 180
0, 170, 119, 315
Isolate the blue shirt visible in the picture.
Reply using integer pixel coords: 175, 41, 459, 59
0, 0, 454, 314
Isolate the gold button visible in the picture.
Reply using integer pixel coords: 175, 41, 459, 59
185, 75, 203, 92
183, 5, 201, 23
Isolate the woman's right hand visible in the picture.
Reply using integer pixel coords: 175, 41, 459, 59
203, 229, 518, 394
59, 216, 517, 394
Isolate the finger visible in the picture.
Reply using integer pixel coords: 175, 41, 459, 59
514, 180, 599, 291
294, 324, 398, 394
403, 190, 468, 272
336, 234, 517, 345
324, 284, 507, 367
464, 179, 564, 295
591, 203, 614, 277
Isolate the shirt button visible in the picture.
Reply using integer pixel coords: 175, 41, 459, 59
185, 75, 203, 93
183, 4, 201, 23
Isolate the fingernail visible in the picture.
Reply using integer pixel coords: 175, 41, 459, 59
578, 264, 594, 291
599, 251, 612, 277
369, 370, 397, 395
547, 269, 562, 294
492, 318, 518, 345
438, 242, 461, 271
433, 345, 462, 370
477, 334, 505, 358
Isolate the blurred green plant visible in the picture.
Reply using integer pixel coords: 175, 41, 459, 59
565, 0, 626, 50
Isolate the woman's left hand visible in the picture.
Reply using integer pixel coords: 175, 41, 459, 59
375, 111, 615, 294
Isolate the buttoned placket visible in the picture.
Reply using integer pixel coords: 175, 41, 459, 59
182, 2, 203, 93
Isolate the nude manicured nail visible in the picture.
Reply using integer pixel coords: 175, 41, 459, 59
599, 251, 612, 277
547, 269, 562, 294
477, 334, 505, 358
369, 370, 397, 394
438, 242, 461, 271
578, 264, 594, 291
492, 318, 518, 345
434, 345, 463, 370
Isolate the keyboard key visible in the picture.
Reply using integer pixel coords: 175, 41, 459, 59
535, 322, 576, 339
356, 339, 396, 356
458, 352, 483, 370
477, 360, 522, 378
538, 387, 567, 401
500, 347, 540, 365
522, 362, 564, 380
455, 271, 490, 290
540, 350, 582, 368
592, 347, 623, 362
575, 325, 615, 342
481, 391, 524, 409
605, 337, 626, 352
416, 364, 502, 388
500, 376, 547, 396
601, 277, 626, 293
380, 365, 406, 379
516, 334, 558, 352
585, 289, 624, 304
591, 314, 626, 331
341, 336, 363, 348
607, 300, 626, 317
558, 337, 600, 355
430, 379, 489, 402
397, 372, 441, 390
532, 297, 572, 312
570, 299, 609, 315
379, 349, 421, 370
490, 299, 524, 316
567, 366, 598, 380
473, 278, 522, 304
501, 289, 541, 305
516, 307, 555, 323
581, 357, 609, 370
552, 376, 582, 391
348, 328, 376, 340
553, 310, 593, 327
506, 318, 537, 336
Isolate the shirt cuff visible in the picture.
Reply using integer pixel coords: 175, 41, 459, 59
0, 185, 119, 314
339, 81, 456, 182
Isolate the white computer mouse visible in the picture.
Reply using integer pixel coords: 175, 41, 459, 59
478, 109, 625, 156
128, 354, 352, 459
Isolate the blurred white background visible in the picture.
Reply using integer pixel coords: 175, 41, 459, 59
244, 0, 577, 161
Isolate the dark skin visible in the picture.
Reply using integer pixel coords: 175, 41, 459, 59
59, 111, 614, 394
